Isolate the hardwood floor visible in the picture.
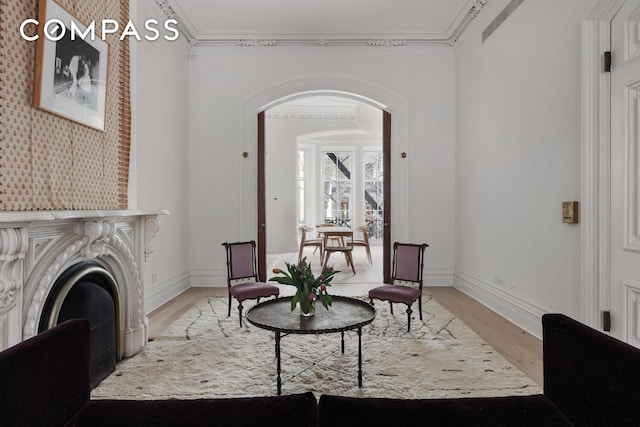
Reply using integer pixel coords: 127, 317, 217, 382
147, 287, 226, 340
147, 286, 543, 386
427, 287, 543, 386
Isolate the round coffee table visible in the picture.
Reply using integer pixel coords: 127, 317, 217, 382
245, 295, 376, 395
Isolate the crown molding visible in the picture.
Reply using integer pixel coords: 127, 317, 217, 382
447, 0, 489, 45
192, 37, 448, 49
236, 39, 278, 47
156, 0, 490, 48
154, 0, 196, 43
266, 113, 356, 121
367, 39, 408, 47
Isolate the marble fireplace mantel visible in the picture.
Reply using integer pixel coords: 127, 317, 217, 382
0, 210, 168, 358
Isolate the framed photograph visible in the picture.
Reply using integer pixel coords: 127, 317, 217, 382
33, 0, 109, 131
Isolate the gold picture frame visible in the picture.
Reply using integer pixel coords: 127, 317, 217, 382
33, 0, 109, 131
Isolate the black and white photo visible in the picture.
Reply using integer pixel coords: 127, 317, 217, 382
33, 0, 108, 131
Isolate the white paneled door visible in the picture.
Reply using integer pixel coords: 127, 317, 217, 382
611, 0, 640, 345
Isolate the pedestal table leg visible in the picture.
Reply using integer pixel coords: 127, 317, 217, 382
358, 327, 363, 387
275, 330, 281, 395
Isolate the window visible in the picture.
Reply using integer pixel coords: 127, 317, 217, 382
323, 151, 352, 226
297, 149, 306, 226
363, 151, 383, 239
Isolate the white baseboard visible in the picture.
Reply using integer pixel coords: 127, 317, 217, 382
189, 269, 227, 287
425, 268, 455, 286
454, 270, 546, 339
170, 266, 454, 291
145, 271, 191, 313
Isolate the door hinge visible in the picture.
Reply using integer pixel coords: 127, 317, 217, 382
602, 310, 611, 332
604, 51, 612, 73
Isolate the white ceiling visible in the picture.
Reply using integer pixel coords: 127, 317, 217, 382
163, 0, 489, 45
267, 96, 383, 144
160, 1, 491, 141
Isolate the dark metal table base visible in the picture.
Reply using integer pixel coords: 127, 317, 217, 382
245, 296, 375, 396
275, 328, 363, 395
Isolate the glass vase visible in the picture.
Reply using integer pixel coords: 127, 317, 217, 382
300, 298, 316, 317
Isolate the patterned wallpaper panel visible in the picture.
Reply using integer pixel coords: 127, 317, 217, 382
0, 0, 130, 210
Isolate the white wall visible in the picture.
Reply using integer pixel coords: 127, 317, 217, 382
265, 116, 376, 253
132, 1, 191, 312
454, 0, 596, 336
188, 46, 456, 286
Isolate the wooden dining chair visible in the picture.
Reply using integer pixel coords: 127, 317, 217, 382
222, 241, 279, 327
368, 242, 428, 332
352, 225, 372, 264
322, 231, 355, 274
298, 225, 324, 263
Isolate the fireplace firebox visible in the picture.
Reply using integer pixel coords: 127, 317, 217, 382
39, 262, 120, 388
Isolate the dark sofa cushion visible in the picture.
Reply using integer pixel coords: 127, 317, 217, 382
318, 394, 571, 427
0, 319, 90, 427
543, 313, 640, 427
66, 392, 318, 427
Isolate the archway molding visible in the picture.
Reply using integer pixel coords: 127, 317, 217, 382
240, 74, 410, 246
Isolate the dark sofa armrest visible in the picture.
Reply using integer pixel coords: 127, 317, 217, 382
318, 394, 571, 426
0, 319, 90, 427
67, 392, 318, 427
543, 313, 640, 426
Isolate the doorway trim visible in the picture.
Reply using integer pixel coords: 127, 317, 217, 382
241, 75, 410, 279
581, 0, 625, 329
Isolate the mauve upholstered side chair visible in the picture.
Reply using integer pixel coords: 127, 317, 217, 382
368, 242, 429, 332
222, 241, 279, 327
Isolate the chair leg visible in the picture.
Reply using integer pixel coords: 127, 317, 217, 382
366, 246, 372, 264
406, 305, 413, 332
418, 295, 423, 320
298, 245, 304, 263
237, 301, 244, 327
323, 251, 331, 267
228, 293, 232, 317
389, 301, 393, 315
345, 251, 355, 274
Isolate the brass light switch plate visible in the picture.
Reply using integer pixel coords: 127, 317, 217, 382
562, 201, 579, 224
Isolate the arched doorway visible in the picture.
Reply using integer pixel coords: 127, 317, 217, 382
258, 96, 391, 283
240, 76, 410, 284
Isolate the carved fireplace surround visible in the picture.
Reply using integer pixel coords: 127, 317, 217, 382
0, 210, 166, 358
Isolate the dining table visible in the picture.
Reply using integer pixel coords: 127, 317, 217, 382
315, 226, 353, 246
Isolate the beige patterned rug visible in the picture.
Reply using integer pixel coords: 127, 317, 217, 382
92, 296, 541, 400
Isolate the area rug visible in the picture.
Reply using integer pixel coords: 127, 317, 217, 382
92, 296, 541, 400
